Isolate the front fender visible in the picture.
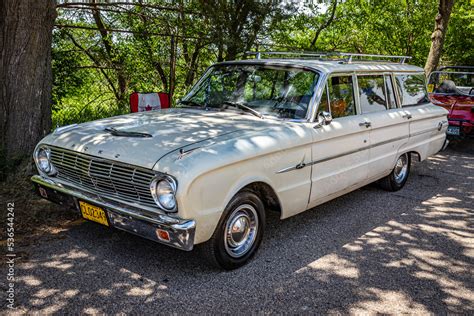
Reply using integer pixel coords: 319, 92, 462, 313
183, 169, 279, 244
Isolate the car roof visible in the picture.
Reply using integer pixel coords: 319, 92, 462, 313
216, 59, 424, 74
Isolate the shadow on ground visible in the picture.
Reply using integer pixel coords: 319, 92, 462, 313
2, 141, 473, 313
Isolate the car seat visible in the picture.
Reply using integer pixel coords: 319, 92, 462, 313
331, 99, 348, 118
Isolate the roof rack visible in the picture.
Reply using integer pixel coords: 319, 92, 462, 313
245, 51, 412, 64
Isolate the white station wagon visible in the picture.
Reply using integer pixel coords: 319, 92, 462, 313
32, 52, 449, 269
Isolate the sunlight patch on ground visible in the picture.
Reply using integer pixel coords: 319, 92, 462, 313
295, 253, 360, 279
294, 189, 474, 313
347, 288, 430, 314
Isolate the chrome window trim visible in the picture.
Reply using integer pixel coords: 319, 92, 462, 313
309, 70, 431, 122
388, 73, 402, 109
308, 72, 330, 122
353, 73, 361, 115
185, 66, 427, 123
383, 73, 395, 109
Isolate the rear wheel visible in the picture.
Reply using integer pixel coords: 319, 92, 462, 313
378, 153, 411, 191
202, 191, 265, 270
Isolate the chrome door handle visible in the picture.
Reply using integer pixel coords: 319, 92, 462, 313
438, 120, 448, 131
402, 113, 412, 119
359, 121, 371, 128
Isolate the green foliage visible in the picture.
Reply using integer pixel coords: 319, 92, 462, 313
51, 0, 472, 128
443, 1, 474, 66
271, 0, 439, 66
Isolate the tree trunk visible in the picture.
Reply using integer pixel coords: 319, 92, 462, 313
168, 35, 177, 106
424, 0, 455, 75
0, 0, 56, 166
310, 0, 338, 49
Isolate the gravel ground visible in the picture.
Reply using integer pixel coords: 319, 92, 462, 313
2, 142, 473, 314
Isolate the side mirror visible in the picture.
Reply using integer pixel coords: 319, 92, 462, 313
315, 111, 332, 128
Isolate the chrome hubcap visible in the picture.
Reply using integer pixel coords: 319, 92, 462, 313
224, 204, 258, 258
394, 154, 408, 183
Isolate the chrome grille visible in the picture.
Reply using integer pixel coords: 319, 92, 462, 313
49, 146, 158, 208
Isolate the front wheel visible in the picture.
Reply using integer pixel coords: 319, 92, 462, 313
378, 153, 411, 191
202, 191, 265, 270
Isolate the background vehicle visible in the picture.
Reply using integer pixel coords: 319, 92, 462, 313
428, 66, 474, 138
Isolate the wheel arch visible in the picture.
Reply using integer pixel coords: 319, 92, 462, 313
221, 177, 282, 217
240, 181, 282, 215
408, 151, 421, 163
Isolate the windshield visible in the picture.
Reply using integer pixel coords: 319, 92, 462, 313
181, 64, 320, 120
428, 71, 474, 96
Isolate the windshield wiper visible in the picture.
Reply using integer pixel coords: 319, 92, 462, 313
222, 101, 264, 119
104, 127, 152, 138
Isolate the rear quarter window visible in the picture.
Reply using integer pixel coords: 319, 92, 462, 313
395, 73, 430, 107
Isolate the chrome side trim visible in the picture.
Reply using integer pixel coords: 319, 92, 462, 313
277, 165, 300, 174
371, 134, 407, 148
410, 126, 440, 137
277, 143, 370, 174
278, 125, 443, 174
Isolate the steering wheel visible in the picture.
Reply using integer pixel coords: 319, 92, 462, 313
469, 87, 474, 95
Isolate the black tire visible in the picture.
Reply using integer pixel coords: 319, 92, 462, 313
202, 191, 265, 270
378, 153, 411, 191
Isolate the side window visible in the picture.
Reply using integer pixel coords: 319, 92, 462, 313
327, 76, 356, 119
395, 73, 430, 107
385, 75, 397, 109
357, 75, 387, 113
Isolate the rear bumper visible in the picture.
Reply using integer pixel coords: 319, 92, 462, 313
448, 118, 474, 127
447, 118, 474, 138
31, 175, 196, 251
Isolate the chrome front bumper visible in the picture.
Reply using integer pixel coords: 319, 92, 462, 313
31, 175, 196, 251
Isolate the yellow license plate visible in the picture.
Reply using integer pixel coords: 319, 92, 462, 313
79, 201, 109, 226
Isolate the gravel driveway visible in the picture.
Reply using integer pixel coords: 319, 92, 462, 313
2, 143, 473, 314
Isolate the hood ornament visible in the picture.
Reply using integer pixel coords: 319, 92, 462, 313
177, 147, 200, 160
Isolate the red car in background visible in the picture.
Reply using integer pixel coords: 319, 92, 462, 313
428, 66, 474, 138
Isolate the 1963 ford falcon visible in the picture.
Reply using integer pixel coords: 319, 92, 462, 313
32, 52, 448, 269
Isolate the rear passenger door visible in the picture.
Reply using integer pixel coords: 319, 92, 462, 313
357, 73, 410, 179
308, 74, 370, 208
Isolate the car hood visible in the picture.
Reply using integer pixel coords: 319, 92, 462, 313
42, 109, 272, 169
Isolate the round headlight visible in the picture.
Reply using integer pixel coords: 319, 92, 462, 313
35, 146, 56, 176
150, 177, 177, 211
